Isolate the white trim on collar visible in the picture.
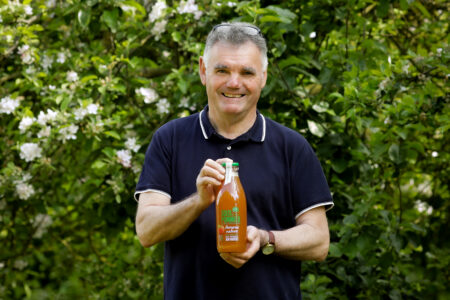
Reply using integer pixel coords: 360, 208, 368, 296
199, 110, 208, 139
260, 113, 266, 142
199, 109, 267, 142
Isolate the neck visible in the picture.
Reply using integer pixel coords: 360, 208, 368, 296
208, 108, 257, 140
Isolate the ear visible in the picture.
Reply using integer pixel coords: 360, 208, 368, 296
261, 69, 268, 89
199, 56, 207, 86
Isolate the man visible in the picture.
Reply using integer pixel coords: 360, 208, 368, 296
135, 22, 334, 299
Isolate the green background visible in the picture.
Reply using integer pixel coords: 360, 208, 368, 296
0, 0, 448, 299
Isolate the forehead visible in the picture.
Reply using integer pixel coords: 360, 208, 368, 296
207, 41, 263, 69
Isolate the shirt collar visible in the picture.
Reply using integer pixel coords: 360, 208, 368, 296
199, 105, 266, 143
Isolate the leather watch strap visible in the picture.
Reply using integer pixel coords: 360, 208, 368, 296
268, 231, 275, 245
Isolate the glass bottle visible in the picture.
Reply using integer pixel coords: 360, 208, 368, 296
216, 162, 247, 253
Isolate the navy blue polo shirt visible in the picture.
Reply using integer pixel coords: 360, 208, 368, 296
135, 106, 333, 300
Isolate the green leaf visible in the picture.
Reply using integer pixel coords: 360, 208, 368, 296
81, 75, 98, 83
91, 160, 106, 170
60, 97, 71, 111
104, 131, 121, 140
278, 56, 309, 70
307, 120, 325, 137
331, 159, 348, 173
78, 9, 91, 29
376, 0, 389, 18
102, 147, 115, 158
266, 6, 297, 23
102, 9, 119, 33
388, 144, 401, 164
172, 31, 182, 43
260, 15, 283, 23
329, 243, 343, 258
120, 1, 146, 18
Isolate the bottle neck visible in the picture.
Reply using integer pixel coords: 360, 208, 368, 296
224, 166, 239, 184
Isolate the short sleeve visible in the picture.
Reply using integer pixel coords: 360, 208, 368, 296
291, 138, 334, 218
134, 127, 172, 201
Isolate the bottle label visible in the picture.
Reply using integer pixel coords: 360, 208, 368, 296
224, 162, 232, 184
218, 207, 241, 242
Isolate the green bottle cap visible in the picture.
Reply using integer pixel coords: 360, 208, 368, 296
221, 162, 239, 167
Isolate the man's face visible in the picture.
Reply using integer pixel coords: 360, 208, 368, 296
199, 41, 267, 118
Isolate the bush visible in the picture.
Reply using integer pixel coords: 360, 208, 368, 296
1, 0, 448, 298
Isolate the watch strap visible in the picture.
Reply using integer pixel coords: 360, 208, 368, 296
267, 231, 275, 245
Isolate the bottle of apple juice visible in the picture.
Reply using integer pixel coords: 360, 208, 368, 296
216, 162, 247, 253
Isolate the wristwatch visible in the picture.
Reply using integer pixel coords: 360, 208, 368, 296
262, 231, 275, 255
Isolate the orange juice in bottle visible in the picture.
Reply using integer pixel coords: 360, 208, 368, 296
216, 162, 247, 253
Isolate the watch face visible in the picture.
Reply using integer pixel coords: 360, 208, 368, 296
262, 244, 275, 255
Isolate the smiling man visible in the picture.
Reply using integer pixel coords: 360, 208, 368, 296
135, 22, 334, 300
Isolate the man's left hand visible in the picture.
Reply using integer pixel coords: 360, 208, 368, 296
220, 225, 261, 268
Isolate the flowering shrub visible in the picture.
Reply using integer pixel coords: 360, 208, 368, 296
1, 0, 448, 298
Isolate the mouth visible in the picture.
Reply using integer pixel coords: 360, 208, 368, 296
222, 93, 245, 98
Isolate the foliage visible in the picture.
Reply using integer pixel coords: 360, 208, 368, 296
0, 0, 448, 298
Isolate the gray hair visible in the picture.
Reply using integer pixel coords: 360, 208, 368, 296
203, 22, 268, 71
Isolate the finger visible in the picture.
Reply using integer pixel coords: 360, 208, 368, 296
196, 176, 222, 187
220, 253, 246, 269
216, 157, 233, 166
247, 226, 258, 242
205, 158, 227, 173
199, 165, 224, 181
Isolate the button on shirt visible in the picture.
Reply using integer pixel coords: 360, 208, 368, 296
135, 106, 333, 300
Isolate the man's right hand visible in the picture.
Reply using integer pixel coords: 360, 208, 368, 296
195, 158, 232, 209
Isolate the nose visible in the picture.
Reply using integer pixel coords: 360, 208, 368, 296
226, 73, 241, 89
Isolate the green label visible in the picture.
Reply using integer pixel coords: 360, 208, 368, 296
221, 209, 240, 224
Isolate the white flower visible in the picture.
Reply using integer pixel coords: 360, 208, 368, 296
67, 71, 78, 82
227, 1, 236, 7
163, 51, 170, 58
48, 85, 56, 91
16, 182, 35, 200
19, 143, 42, 162
24, 5, 33, 15
388, 56, 392, 64
415, 200, 433, 215
378, 78, 390, 91
57, 52, 66, 63
152, 19, 168, 40
125, 137, 141, 153
41, 55, 53, 71
13, 260, 28, 270
59, 124, 78, 142
178, 0, 201, 18
33, 214, 53, 238
0, 96, 20, 114
19, 116, 35, 132
74, 108, 87, 120
431, 151, 438, 157
18, 45, 34, 64
18, 45, 29, 54
136, 87, 158, 103
86, 103, 99, 115
37, 109, 58, 125
157, 98, 170, 114
309, 32, 316, 39
37, 126, 51, 138
117, 149, 132, 168
149, 0, 167, 22
99, 65, 108, 73
179, 97, 189, 108
46, 0, 56, 8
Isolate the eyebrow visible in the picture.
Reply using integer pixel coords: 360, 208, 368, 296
213, 64, 256, 74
